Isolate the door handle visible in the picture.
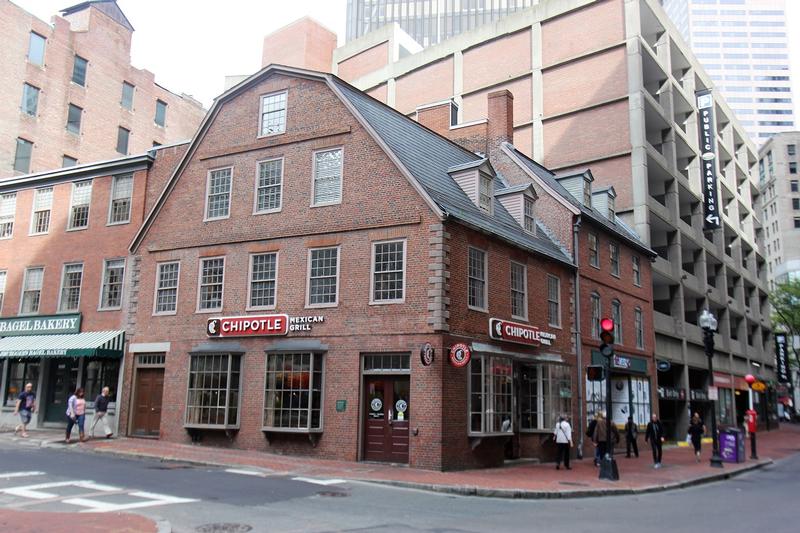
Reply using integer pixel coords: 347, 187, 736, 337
388, 409, 393, 425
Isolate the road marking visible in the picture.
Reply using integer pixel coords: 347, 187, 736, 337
225, 468, 265, 477
68, 491, 198, 513
0, 471, 45, 479
2, 481, 120, 500
292, 477, 346, 486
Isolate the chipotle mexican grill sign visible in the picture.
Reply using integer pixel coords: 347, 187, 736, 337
489, 318, 556, 347
206, 314, 324, 337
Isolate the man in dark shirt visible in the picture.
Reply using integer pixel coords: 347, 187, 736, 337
645, 413, 666, 468
90, 387, 113, 438
13, 383, 36, 437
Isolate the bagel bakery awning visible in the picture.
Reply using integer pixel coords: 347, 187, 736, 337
0, 331, 125, 359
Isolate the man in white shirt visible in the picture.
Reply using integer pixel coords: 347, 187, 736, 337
554, 415, 573, 470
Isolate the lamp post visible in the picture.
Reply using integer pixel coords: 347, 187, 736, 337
699, 309, 724, 468
598, 318, 619, 481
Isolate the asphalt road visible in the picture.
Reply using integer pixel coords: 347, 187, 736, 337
0, 441, 797, 533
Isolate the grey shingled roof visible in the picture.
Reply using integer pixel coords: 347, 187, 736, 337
332, 78, 573, 266
506, 144, 656, 258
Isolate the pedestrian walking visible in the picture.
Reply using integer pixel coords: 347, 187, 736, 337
625, 416, 639, 458
645, 413, 665, 468
586, 412, 600, 466
592, 412, 619, 462
688, 412, 706, 463
90, 387, 113, 439
553, 415, 573, 470
13, 383, 36, 438
65, 388, 87, 443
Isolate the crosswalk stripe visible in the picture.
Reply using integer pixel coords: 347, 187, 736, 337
225, 468, 265, 477
292, 477, 346, 486
0, 471, 45, 479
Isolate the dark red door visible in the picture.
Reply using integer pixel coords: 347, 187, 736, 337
363, 376, 409, 463
131, 368, 164, 437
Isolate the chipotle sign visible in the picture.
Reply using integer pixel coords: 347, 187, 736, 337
489, 318, 556, 347
207, 314, 289, 337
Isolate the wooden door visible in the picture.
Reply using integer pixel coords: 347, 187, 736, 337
131, 368, 164, 437
363, 376, 409, 463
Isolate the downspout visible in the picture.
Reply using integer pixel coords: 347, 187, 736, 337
573, 217, 585, 458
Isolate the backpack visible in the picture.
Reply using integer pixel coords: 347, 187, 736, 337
586, 419, 597, 438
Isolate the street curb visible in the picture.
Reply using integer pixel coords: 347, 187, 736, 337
155, 518, 172, 533
77, 444, 774, 500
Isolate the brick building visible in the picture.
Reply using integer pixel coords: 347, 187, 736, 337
119, 65, 585, 470
0, 143, 187, 433
263, 0, 774, 438
0, 0, 205, 178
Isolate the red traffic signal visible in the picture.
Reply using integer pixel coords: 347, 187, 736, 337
587, 365, 605, 382
599, 317, 615, 345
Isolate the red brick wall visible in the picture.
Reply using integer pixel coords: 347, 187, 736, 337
337, 42, 390, 81
261, 18, 337, 73
395, 58, 454, 115
541, 0, 626, 67
462, 30, 531, 93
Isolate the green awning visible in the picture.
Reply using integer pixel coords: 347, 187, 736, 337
0, 331, 125, 359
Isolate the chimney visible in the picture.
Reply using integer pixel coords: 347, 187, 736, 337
487, 90, 514, 161
262, 17, 336, 72
415, 101, 452, 137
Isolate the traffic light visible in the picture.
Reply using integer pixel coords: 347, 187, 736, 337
587, 365, 605, 382
599, 317, 614, 358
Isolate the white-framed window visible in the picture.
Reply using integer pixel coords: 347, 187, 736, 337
68, 180, 92, 230
108, 173, 133, 224
263, 352, 324, 432
590, 292, 601, 339
635, 307, 644, 349
154, 261, 180, 315
100, 259, 125, 310
478, 174, 493, 213
510, 261, 527, 320
588, 233, 599, 267
611, 299, 622, 343
610, 242, 620, 276
312, 148, 343, 206
30, 187, 53, 235
0, 193, 17, 238
259, 91, 287, 136
205, 167, 232, 220
547, 274, 561, 327
28, 32, 46, 66
254, 158, 283, 213
58, 263, 83, 312
185, 353, 241, 429
0, 270, 6, 312
197, 257, 225, 312
307, 247, 340, 307
468, 247, 487, 311
469, 355, 513, 435
20, 267, 44, 315
520, 364, 572, 431
248, 252, 278, 309
524, 196, 535, 233
632, 255, 641, 286
371, 240, 406, 304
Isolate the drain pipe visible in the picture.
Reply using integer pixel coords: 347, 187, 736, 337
573, 218, 585, 459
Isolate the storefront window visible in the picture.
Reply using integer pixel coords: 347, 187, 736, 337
4, 360, 39, 407
716, 387, 734, 426
520, 364, 572, 430
185, 353, 241, 428
469, 356, 513, 435
587, 374, 651, 427
82, 358, 120, 406
263, 352, 323, 431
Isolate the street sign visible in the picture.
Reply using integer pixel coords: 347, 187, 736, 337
696, 89, 721, 230
708, 386, 719, 401
656, 360, 671, 372
751, 381, 767, 392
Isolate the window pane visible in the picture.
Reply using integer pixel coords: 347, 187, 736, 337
155, 100, 167, 127
66, 104, 82, 134
102, 259, 125, 309
309, 248, 338, 305
206, 168, 231, 219
72, 55, 87, 86
121, 82, 135, 110
59, 263, 83, 312
5, 361, 39, 407
264, 352, 323, 430
250, 253, 277, 308
510, 262, 526, 318
373, 241, 404, 302
199, 258, 224, 310
260, 92, 287, 136
68, 180, 92, 229
31, 187, 52, 234
82, 358, 120, 404
547, 275, 560, 326
313, 149, 342, 205
524, 197, 535, 232
0, 193, 17, 238
21, 84, 39, 116
256, 159, 282, 212
155, 262, 179, 313
109, 174, 133, 223
14, 138, 33, 173
62, 155, 77, 168
468, 248, 486, 309
116, 127, 130, 154
28, 32, 45, 66
186, 354, 240, 427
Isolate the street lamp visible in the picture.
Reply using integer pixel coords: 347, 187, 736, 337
699, 309, 724, 468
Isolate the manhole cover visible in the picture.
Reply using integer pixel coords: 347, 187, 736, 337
317, 490, 349, 497
195, 524, 253, 533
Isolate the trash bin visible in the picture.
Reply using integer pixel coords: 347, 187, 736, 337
719, 427, 745, 463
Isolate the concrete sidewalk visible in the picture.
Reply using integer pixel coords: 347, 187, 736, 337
4, 424, 799, 499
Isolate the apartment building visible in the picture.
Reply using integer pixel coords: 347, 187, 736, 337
660, 0, 795, 144
262, 0, 776, 436
0, 0, 205, 178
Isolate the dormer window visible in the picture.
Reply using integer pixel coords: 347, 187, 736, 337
524, 196, 535, 233
583, 178, 592, 207
479, 174, 493, 213
608, 195, 615, 219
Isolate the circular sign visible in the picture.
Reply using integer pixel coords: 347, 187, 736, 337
207, 319, 221, 336
370, 398, 383, 411
449, 343, 471, 367
656, 360, 671, 372
751, 381, 767, 392
420, 343, 435, 366
395, 399, 407, 413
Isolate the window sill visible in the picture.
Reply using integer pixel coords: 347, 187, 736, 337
152, 311, 177, 317
467, 306, 488, 313
256, 131, 286, 140
261, 427, 323, 434
106, 220, 131, 227
183, 424, 240, 431
97, 306, 123, 312
369, 299, 405, 306
195, 308, 222, 314
203, 215, 231, 223
519, 428, 556, 434
66, 226, 88, 232
253, 208, 282, 216
28, 232, 49, 237
511, 315, 529, 323
305, 302, 338, 309
310, 200, 343, 208
245, 305, 277, 312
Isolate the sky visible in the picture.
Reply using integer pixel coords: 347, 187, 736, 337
11, 0, 800, 121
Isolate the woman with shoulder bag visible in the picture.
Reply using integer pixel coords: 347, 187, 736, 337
553, 415, 573, 470
65, 388, 87, 443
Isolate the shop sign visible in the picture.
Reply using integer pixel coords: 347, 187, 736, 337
690, 389, 708, 401
591, 351, 648, 374
420, 343, 435, 366
751, 381, 767, 393
656, 360, 671, 372
612, 355, 631, 370
0, 314, 81, 336
658, 386, 686, 401
206, 314, 325, 337
713, 372, 733, 387
449, 343, 471, 367
696, 89, 721, 230
708, 386, 719, 401
489, 318, 556, 347
335, 400, 347, 412
775, 333, 790, 383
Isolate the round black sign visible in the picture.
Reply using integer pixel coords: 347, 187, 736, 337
420, 343, 435, 366
656, 360, 671, 372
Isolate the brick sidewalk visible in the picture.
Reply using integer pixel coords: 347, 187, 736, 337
67, 423, 799, 498
0, 509, 157, 533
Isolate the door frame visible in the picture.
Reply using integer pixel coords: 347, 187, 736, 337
359, 352, 411, 463
127, 353, 166, 438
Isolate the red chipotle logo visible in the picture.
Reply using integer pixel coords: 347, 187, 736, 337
489, 318, 556, 347
207, 314, 289, 337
